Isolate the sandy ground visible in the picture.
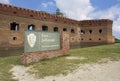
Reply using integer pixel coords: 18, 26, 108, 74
10, 61, 120, 81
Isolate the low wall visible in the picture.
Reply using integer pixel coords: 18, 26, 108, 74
21, 32, 69, 64
0, 44, 23, 50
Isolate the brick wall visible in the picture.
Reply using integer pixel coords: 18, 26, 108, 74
79, 20, 115, 44
0, 13, 80, 49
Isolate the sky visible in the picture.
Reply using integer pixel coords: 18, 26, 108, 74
0, 0, 120, 39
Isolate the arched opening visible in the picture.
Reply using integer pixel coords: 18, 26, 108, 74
10, 22, 19, 31
99, 38, 101, 40
99, 29, 102, 33
71, 29, 75, 33
81, 38, 83, 40
89, 38, 92, 40
54, 27, 58, 32
30, 15, 33, 17
63, 28, 67, 31
89, 30, 92, 34
13, 37, 17, 40
42, 25, 48, 31
13, 11, 17, 14
80, 30, 85, 34
28, 24, 35, 30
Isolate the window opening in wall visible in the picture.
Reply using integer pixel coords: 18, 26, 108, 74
30, 15, 33, 17
42, 25, 48, 31
28, 24, 35, 30
44, 17, 46, 19
54, 27, 58, 32
81, 38, 83, 40
13, 37, 17, 40
99, 38, 101, 40
55, 19, 58, 22
80, 30, 85, 34
13, 11, 17, 14
99, 29, 102, 33
89, 38, 92, 40
71, 29, 75, 33
63, 28, 67, 31
89, 30, 92, 34
10, 22, 19, 31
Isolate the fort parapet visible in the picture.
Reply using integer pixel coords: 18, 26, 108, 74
0, 3, 78, 26
79, 19, 113, 27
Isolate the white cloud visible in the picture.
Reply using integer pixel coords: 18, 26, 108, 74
41, 2, 54, 8
91, 5, 120, 20
55, 0, 94, 20
0, 0, 10, 4
90, 5, 120, 39
113, 15, 120, 39
41, 3, 48, 8
55, 0, 120, 39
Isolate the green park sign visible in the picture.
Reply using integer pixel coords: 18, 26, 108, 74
24, 31, 60, 53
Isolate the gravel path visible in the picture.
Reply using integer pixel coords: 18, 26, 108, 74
10, 61, 120, 81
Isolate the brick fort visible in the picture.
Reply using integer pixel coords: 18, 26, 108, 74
0, 3, 115, 49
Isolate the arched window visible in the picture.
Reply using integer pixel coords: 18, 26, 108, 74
80, 30, 85, 34
42, 25, 48, 31
10, 22, 19, 31
63, 28, 67, 31
13, 37, 17, 40
89, 38, 92, 40
54, 27, 58, 32
89, 30, 92, 34
99, 38, 101, 40
81, 38, 84, 40
99, 29, 102, 33
28, 24, 35, 30
71, 29, 75, 33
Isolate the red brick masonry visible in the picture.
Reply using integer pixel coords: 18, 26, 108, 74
21, 32, 69, 64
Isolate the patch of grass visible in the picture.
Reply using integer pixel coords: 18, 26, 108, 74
0, 56, 21, 81
0, 48, 23, 81
115, 38, 120, 43
30, 44, 120, 78
0, 44, 120, 80
29, 56, 78, 78
70, 44, 120, 62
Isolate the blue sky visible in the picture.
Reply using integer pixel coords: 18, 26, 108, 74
0, 0, 120, 39
10, 0, 57, 13
91, 0, 119, 10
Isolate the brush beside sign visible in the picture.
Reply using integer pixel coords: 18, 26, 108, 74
24, 31, 60, 53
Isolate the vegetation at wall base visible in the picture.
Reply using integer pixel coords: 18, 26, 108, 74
0, 44, 120, 81
0, 56, 21, 81
115, 38, 120, 43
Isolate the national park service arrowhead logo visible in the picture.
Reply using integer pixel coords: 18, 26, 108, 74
27, 33, 36, 48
